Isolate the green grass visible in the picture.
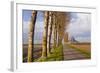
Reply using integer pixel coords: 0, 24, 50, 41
67, 44, 91, 58
36, 44, 64, 62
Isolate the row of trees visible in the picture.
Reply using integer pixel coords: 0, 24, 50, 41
27, 11, 70, 62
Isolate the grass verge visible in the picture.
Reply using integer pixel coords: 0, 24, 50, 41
36, 44, 63, 62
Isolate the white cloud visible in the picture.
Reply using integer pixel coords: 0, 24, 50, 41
23, 21, 29, 30
67, 13, 91, 42
67, 13, 91, 34
35, 21, 44, 29
23, 20, 44, 44
23, 20, 44, 31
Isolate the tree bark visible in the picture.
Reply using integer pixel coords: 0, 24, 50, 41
53, 13, 57, 49
42, 11, 49, 58
27, 11, 37, 62
55, 16, 58, 47
47, 12, 53, 55
55, 27, 58, 47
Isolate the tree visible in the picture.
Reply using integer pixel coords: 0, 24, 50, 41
56, 12, 69, 46
53, 12, 57, 49
47, 12, 53, 55
27, 11, 37, 62
42, 11, 49, 58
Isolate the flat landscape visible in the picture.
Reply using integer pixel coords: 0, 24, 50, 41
23, 44, 42, 62
23, 43, 91, 62
69, 43, 91, 53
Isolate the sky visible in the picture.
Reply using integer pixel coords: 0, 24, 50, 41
22, 10, 44, 44
67, 12, 91, 42
22, 10, 91, 44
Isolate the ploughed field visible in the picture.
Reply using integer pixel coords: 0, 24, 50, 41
70, 43, 91, 53
23, 44, 54, 62
23, 44, 42, 62
63, 43, 91, 60
23, 43, 91, 62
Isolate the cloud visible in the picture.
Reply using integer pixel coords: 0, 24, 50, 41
67, 13, 91, 42
35, 21, 44, 29
22, 20, 44, 44
23, 20, 44, 31
23, 21, 29, 31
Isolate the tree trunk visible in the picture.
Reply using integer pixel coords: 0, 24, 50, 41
58, 37, 62, 46
53, 13, 56, 49
27, 11, 37, 62
55, 16, 58, 47
55, 27, 58, 47
47, 12, 53, 55
42, 11, 49, 58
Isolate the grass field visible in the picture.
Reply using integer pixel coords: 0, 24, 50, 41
70, 43, 91, 53
67, 43, 91, 58
71, 43, 91, 53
